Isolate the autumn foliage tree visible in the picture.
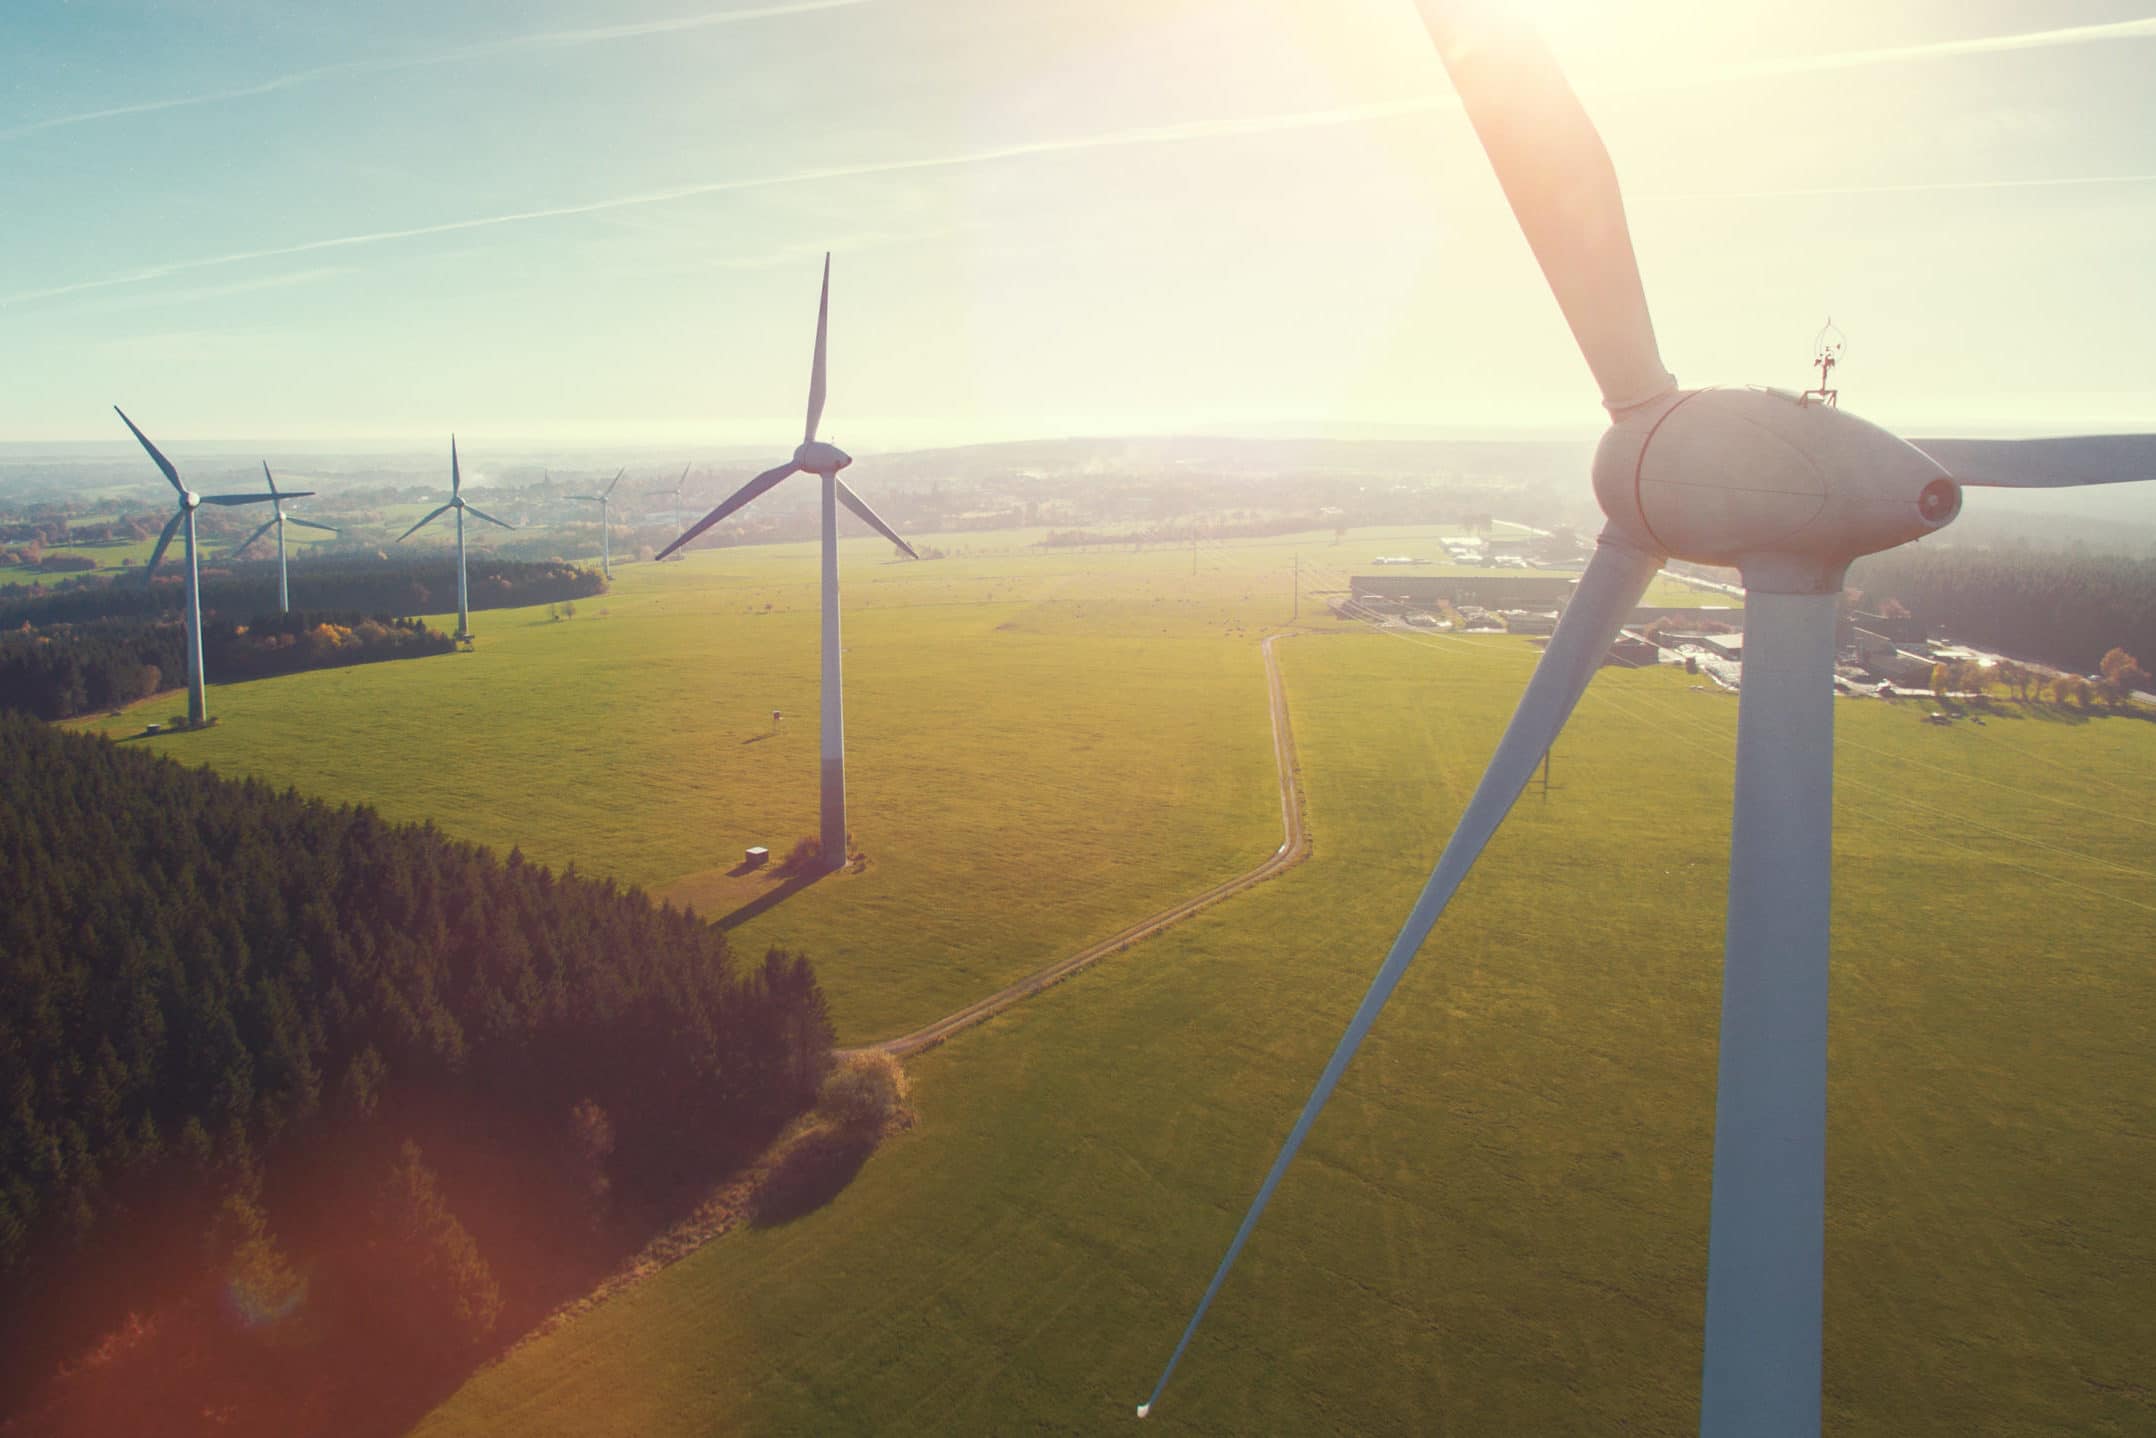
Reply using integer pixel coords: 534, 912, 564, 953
2098, 648, 2151, 706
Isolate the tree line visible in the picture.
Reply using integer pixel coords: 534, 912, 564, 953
0, 610, 457, 720
0, 555, 606, 630
1848, 544, 2156, 676
0, 712, 833, 1421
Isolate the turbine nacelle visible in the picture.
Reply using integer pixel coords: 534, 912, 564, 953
1593, 386, 1960, 593
794, 440, 852, 475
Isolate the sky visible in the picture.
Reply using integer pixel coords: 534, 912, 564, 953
2, 0, 2153, 449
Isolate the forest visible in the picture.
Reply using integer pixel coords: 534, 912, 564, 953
0, 610, 455, 720
1848, 544, 2156, 676
0, 555, 605, 629
0, 713, 833, 1431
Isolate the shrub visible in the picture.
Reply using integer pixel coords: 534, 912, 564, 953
775, 834, 824, 876
819, 1053, 908, 1136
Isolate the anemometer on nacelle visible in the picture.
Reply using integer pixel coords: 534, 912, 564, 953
1801, 317, 1845, 408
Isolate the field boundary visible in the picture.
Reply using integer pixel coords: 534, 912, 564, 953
853, 631, 1310, 1059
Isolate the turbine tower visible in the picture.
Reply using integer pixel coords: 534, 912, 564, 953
398, 436, 515, 642
571, 468, 625, 578
232, 462, 341, 612
115, 408, 309, 727
657, 254, 918, 872
1141, 5, 2156, 1432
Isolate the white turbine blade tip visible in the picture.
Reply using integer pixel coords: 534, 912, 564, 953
1136, 1404, 1151, 1419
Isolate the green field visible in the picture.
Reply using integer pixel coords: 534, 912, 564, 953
80, 528, 1323, 1040
0, 524, 341, 582
78, 529, 2151, 1433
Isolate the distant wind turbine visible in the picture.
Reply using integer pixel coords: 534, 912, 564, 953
231, 462, 340, 612
116, 407, 309, 727
649, 464, 690, 534
657, 254, 918, 871
571, 468, 625, 578
398, 436, 515, 641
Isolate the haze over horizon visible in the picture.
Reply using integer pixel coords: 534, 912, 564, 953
5, 0, 2154, 447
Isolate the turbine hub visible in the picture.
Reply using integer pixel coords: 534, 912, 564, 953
183, 491, 200, 510
1591, 386, 1958, 594
794, 440, 852, 475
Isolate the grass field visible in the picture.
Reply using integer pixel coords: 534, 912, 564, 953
404, 627, 2155, 1436
0, 524, 341, 582
78, 527, 1332, 1039
79, 527, 2152, 1433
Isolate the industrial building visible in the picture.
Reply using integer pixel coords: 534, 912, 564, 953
1351, 574, 1577, 610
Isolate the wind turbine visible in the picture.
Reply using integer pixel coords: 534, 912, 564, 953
1141, 5, 2156, 1432
231, 462, 340, 612
397, 436, 515, 642
571, 468, 625, 578
115, 408, 310, 728
657, 254, 918, 872
650, 464, 690, 534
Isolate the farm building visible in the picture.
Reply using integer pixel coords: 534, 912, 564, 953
1630, 604, 1743, 628
1607, 634, 1660, 667
1852, 609, 1928, 643
1500, 609, 1559, 635
1664, 631, 1744, 661
1351, 574, 1578, 610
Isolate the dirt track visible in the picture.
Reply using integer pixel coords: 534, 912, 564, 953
854, 633, 1309, 1059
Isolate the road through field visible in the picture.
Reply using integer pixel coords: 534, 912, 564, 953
855, 632, 1310, 1058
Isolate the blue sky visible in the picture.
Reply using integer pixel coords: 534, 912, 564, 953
2, 0, 2153, 446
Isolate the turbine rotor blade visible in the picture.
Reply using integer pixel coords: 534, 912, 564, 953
805, 252, 830, 444
461, 502, 515, 531
202, 491, 302, 505
451, 435, 462, 496
1140, 537, 1663, 1417
604, 467, 625, 498
398, 503, 454, 541
655, 460, 799, 560
144, 508, 185, 580
1911, 434, 2156, 488
287, 517, 340, 534
1415, 2, 1675, 412
232, 517, 278, 555
114, 406, 184, 493
262, 461, 279, 497
835, 477, 918, 558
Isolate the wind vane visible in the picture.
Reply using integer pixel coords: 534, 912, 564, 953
1803, 317, 1845, 407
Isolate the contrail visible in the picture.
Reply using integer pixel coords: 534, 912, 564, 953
8, 15, 2153, 306
0, 0, 866, 142
1, 98, 1443, 306
1639, 173, 2156, 204
1715, 15, 2156, 80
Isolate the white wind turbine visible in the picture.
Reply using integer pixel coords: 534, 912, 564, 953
571, 468, 625, 578
116, 407, 310, 728
657, 254, 918, 872
231, 462, 340, 612
397, 436, 516, 641
1141, 5, 2156, 1432
651, 464, 690, 534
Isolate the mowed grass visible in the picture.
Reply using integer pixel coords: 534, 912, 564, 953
415, 628, 2155, 1436
77, 529, 1324, 1040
